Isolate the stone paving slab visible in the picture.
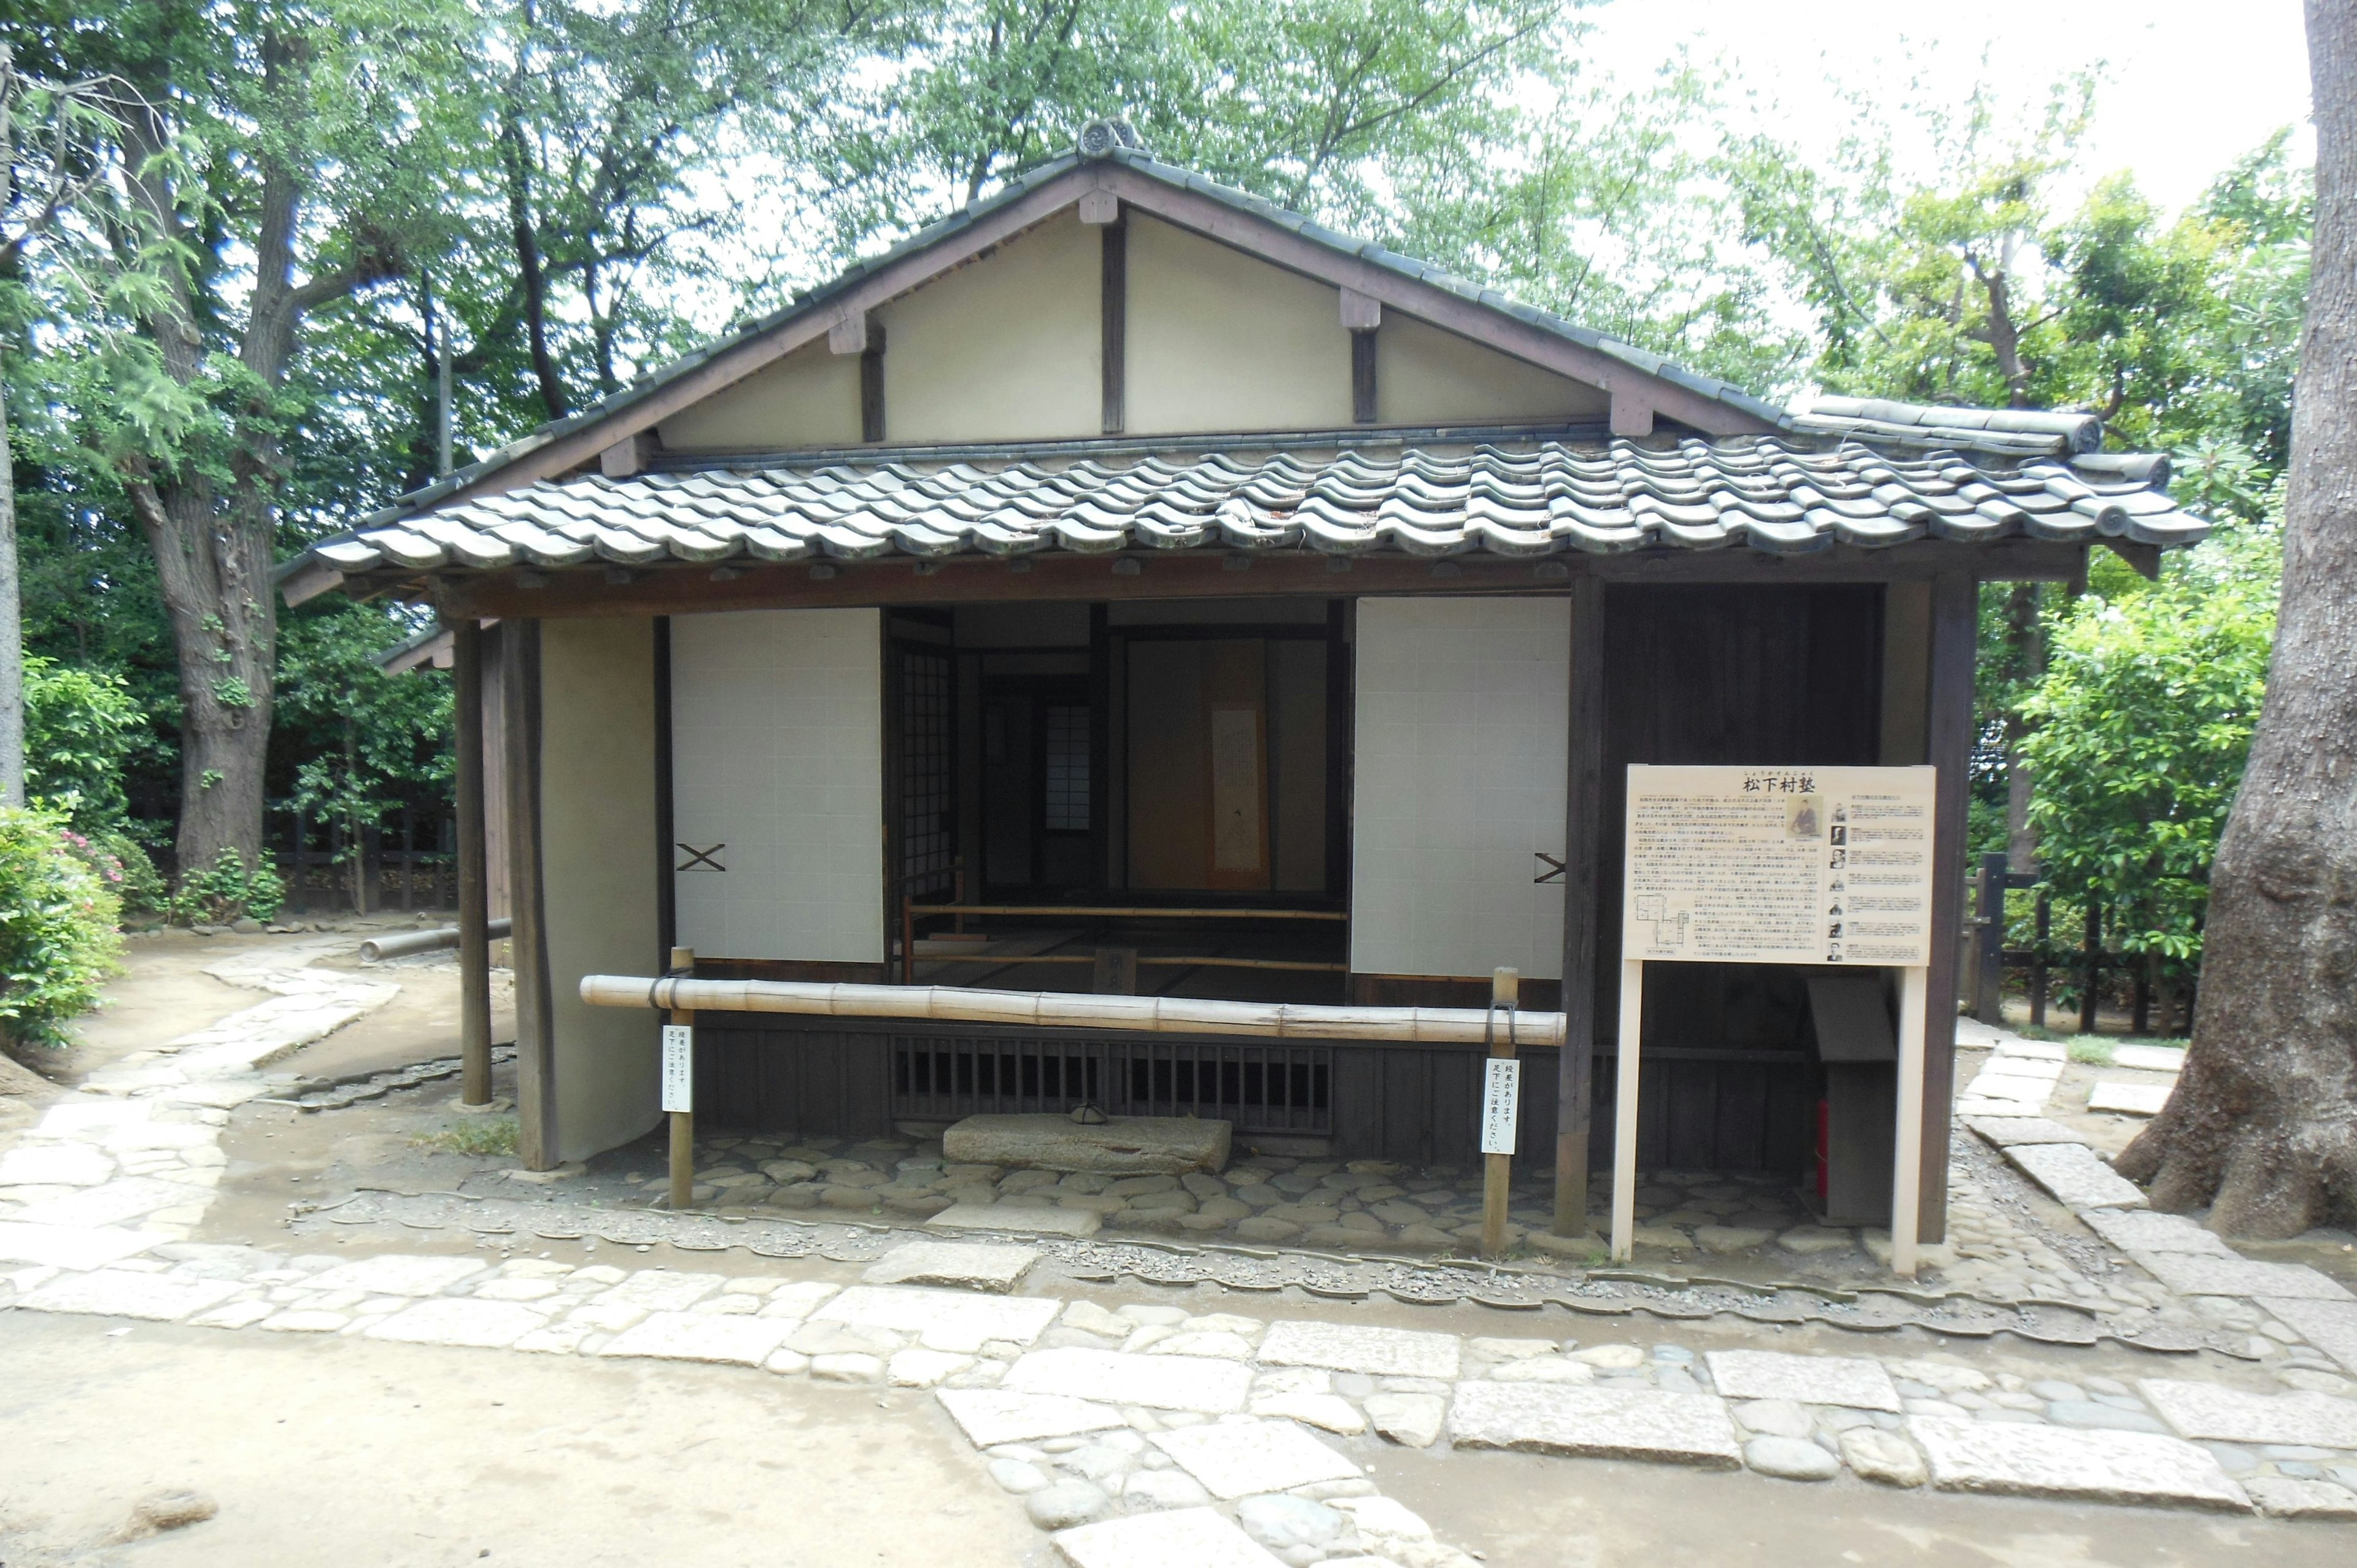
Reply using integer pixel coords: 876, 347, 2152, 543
2138, 1378, 2357, 1448
862, 1240, 1038, 1294
0, 1221, 159, 1271
2258, 1297, 2357, 1376
1703, 1350, 1901, 1412
2002, 1142, 2148, 1210
1002, 1348, 1255, 1413
2078, 1208, 2236, 1257
28, 1099, 155, 1135
595, 1270, 726, 1311
17, 1267, 241, 1322
2087, 1083, 2172, 1116
814, 1286, 1061, 1352
9, 1176, 215, 1229
1447, 1381, 1743, 1469
365, 1297, 548, 1350
1148, 1419, 1361, 1499
1964, 1118, 2087, 1146
1908, 1416, 2248, 1510
0, 1143, 115, 1187
2113, 1045, 2188, 1073
1052, 1507, 1285, 1568
934, 1389, 1126, 1447
2135, 1253, 2353, 1302
928, 1202, 1101, 1239
598, 1310, 797, 1366
2245, 1477, 2357, 1519
1258, 1319, 1461, 1379
301, 1254, 490, 1297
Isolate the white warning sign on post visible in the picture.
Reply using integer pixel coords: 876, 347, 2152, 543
1623, 765, 1936, 967
1480, 1059, 1520, 1156
661, 1024, 694, 1113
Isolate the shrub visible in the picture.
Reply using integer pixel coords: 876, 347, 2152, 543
23, 657, 143, 831
168, 847, 286, 926
0, 806, 123, 1048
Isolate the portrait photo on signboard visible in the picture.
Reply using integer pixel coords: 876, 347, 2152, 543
1785, 795, 1822, 840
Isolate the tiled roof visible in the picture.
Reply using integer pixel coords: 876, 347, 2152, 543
306, 435, 2207, 580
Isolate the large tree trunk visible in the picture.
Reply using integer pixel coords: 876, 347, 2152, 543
2116, 0, 2357, 1236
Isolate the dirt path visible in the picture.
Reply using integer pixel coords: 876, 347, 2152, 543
0, 1310, 1042, 1568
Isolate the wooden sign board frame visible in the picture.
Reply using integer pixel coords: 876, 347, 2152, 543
1610, 765, 1937, 1277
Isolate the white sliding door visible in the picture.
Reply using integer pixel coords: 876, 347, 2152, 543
670, 608, 884, 962
1350, 597, 1570, 981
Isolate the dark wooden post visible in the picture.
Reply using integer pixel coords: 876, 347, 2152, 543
2080, 902, 2103, 1035
668, 945, 695, 1210
2030, 894, 2051, 1029
288, 807, 307, 917
1918, 568, 1978, 1244
503, 619, 558, 1168
1973, 852, 2007, 1021
1554, 574, 1605, 1238
454, 620, 494, 1108
400, 805, 416, 911
1481, 966, 1519, 1259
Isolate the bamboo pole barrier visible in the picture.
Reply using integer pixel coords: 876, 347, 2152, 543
910, 903, 1347, 921
907, 952, 1348, 973
582, 974, 1569, 1047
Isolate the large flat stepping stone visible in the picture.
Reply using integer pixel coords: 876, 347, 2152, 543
927, 1202, 1101, 1240
813, 1285, 1061, 1352
301, 1254, 489, 1297
2259, 1297, 2357, 1376
2087, 1082, 2172, 1116
597, 1310, 797, 1366
935, 1389, 1126, 1446
1703, 1350, 1900, 1412
1966, 1118, 2085, 1147
365, 1297, 549, 1350
595, 1270, 727, 1311
2002, 1142, 2146, 1210
10, 1177, 214, 1229
943, 1114, 1231, 1175
2113, 1045, 2187, 1072
1908, 1416, 2247, 1510
1259, 1320, 1461, 1379
1002, 1348, 1253, 1413
0, 1143, 116, 1188
2135, 1254, 2353, 1302
862, 1240, 1037, 1294
2078, 1209, 2235, 1257
1148, 1419, 1360, 1499
1052, 1507, 1283, 1568
2139, 1378, 2357, 1448
1990, 1039, 2067, 1062
0, 1221, 158, 1271
1448, 1381, 1742, 1469
19, 1268, 241, 1323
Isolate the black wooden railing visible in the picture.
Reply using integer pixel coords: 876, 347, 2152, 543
1967, 852, 2180, 1035
274, 802, 457, 916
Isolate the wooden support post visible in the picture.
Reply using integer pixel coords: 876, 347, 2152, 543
1350, 330, 1377, 424
1554, 575, 1604, 1239
1100, 215, 1127, 434
2031, 894, 2051, 1029
2080, 902, 2103, 1035
400, 805, 417, 911
288, 807, 307, 917
505, 619, 558, 1168
1973, 852, 2006, 1021
1609, 958, 1644, 1262
1891, 964, 1930, 1278
1480, 966, 1519, 1259
859, 325, 886, 444
1918, 568, 1978, 1243
668, 944, 695, 1212
454, 620, 494, 1108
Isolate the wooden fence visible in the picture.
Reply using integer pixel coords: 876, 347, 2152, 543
1966, 852, 2181, 1035
275, 803, 457, 916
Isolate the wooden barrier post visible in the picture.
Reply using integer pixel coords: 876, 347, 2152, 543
1609, 959, 1644, 1263
1480, 966, 1520, 1259
665, 945, 696, 1211
1891, 964, 1930, 1278
453, 620, 494, 1108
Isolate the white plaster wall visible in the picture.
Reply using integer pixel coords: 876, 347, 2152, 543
1126, 214, 1354, 433
1377, 312, 1609, 427
1351, 597, 1570, 981
654, 336, 863, 452
538, 618, 662, 1163
670, 609, 884, 962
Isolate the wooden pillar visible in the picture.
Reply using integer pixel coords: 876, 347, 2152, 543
1919, 569, 1978, 1243
1554, 574, 1605, 1238
454, 620, 494, 1108
503, 618, 558, 1168
1100, 214, 1127, 434
1480, 966, 1519, 1259
668, 944, 695, 1211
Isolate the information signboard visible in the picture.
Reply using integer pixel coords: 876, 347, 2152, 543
661, 1024, 694, 1113
1622, 765, 1936, 967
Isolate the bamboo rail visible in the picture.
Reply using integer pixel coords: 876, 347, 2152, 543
581, 975, 1566, 1046
911, 953, 1348, 973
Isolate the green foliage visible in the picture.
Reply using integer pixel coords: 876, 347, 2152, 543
0, 806, 123, 1048
168, 847, 286, 927
2016, 528, 2282, 965
275, 603, 455, 854
22, 656, 143, 830
2066, 1036, 2115, 1066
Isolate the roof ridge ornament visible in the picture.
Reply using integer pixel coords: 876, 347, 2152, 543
1077, 117, 1147, 160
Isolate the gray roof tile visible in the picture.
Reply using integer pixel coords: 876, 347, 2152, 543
304, 434, 2206, 585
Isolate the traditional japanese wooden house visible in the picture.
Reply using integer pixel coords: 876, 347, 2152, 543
281, 127, 2208, 1244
